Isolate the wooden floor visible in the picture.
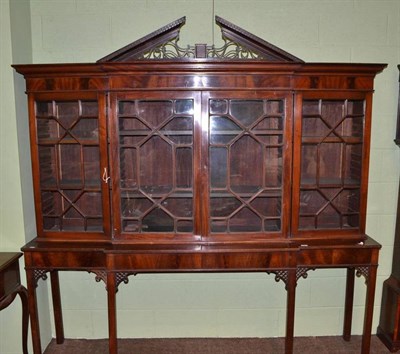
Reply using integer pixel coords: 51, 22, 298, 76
44, 336, 391, 354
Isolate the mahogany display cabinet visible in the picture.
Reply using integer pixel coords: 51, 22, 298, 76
13, 17, 387, 354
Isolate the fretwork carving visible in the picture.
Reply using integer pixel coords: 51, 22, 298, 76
356, 266, 370, 284
116, 272, 135, 289
267, 270, 289, 286
296, 267, 315, 282
138, 37, 262, 60
33, 269, 49, 287
88, 270, 107, 285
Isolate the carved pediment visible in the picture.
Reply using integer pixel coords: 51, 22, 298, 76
97, 16, 303, 62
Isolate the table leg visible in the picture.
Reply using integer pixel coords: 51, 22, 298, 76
26, 269, 42, 354
361, 265, 378, 354
107, 272, 117, 354
16, 285, 29, 354
50, 271, 64, 344
285, 269, 296, 354
343, 267, 355, 341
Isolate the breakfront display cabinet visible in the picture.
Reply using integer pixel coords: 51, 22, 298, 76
14, 17, 386, 354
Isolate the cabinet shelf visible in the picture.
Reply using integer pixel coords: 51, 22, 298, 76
41, 180, 101, 191
211, 130, 284, 135
119, 130, 192, 136
300, 178, 360, 188
302, 137, 363, 144
38, 139, 99, 145
121, 190, 193, 199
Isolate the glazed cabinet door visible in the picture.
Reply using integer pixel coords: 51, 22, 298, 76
28, 92, 111, 239
203, 91, 293, 242
292, 92, 372, 242
109, 92, 201, 241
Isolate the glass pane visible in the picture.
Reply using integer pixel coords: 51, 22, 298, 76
41, 191, 63, 216
318, 205, 341, 229
210, 197, 241, 217
211, 220, 227, 233
319, 143, 342, 184
119, 98, 194, 234
265, 147, 282, 187
250, 197, 281, 217
137, 100, 173, 128
37, 118, 64, 140
142, 208, 174, 232
73, 118, 98, 140
120, 147, 137, 189
81, 101, 98, 117
266, 100, 284, 115
265, 219, 281, 232
210, 147, 227, 188
75, 192, 103, 217
230, 100, 264, 127
83, 146, 100, 187
344, 144, 362, 183
230, 208, 262, 232
300, 190, 327, 214
57, 101, 79, 128
175, 99, 194, 114
119, 101, 136, 116
302, 117, 330, 138
209, 98, 285, 234
254, 117, 283, 131
38, 146, 57, 188
60, 145, 82, 187
161, 196, 193, 217
35, 99, 103, 233
299, 98, 365, 230
230, 135, 263, 193
161, 117, 193, 144
210, 99, 228, 114
139, 136, 173, 195
177, 220, 193, 232
332, 189, 360, 213
210, 116, 241, 144
301, 145, 317, 185
36, 101, 54, 117
121, 194, 152, 217
176, 148, 192, 188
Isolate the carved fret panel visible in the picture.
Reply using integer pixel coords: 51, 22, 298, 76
356, 266, 370, 284
33, 269, 49, 287
138, 38, 262, 60
296, 267, 315, 282
116, 272, 135, 289
267, 270, 289, 287
88, 270, 107, 285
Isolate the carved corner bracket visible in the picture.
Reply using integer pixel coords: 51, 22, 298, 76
88, 270, 107, 286
33, 269, 50, 287
296, 267, 315, 282
355, 266, 371, 284
88, 271, 136, 292
267, 267, 315, 290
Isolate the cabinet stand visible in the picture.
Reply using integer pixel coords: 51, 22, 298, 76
23, 237, 380, 354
